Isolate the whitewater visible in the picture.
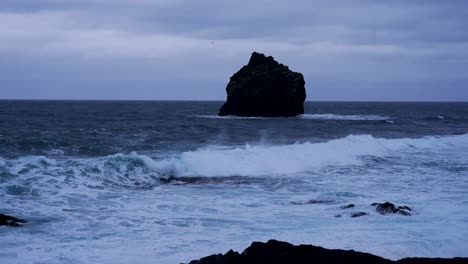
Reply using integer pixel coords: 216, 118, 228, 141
1, 101, 467, 264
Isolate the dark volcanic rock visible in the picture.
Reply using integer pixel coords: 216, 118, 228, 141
341, 204, 355, 209
218, 52, 306, 117
372, 202, 412, 216
290, 199, 335, 205
351, 212, 368, 218
160, 176, 251, 185
0, 213, 26, 227
189, 240, 467, 264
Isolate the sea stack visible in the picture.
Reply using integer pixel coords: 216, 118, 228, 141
218, 52, 306, 117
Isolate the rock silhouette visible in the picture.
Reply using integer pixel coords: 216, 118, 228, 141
218, 52, 306, 117
189, 240, 467, 264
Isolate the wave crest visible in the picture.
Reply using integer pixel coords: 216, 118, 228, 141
1, 134, 466, 190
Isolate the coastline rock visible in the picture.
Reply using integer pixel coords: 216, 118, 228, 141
351, 212, 368, 218
340, 204, 355, 209
218, 52, 306, 117
372, 202, 412, 216
0, 213, 26, 227
189, 240, 467, 264
290, 199, 335, 205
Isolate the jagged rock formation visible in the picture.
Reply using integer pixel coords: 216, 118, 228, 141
189, 240, 467, 264
372, 202, 412, 216
218, 52, 306, 117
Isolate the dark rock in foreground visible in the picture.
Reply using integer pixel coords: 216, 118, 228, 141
0, 213, 26, 227
372, 202, 412, 216
218, 52, 306, 117
189, 240, 467, 264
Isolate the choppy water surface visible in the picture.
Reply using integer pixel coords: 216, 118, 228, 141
1, 101, 467, 264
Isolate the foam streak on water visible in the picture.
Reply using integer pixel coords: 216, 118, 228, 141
300, 114, 390, 120
1, 133, 468, 263
196, 113, 390, 120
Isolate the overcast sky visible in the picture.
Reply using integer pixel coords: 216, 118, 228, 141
0, 0, 467, 101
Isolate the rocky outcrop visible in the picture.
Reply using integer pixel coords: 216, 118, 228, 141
218, 52, 306, 117
340, 204, 355, 209
0, 213, 26, 227
189, 240, 467, 264
372, 202, 412, 216
351, 212, 368, 218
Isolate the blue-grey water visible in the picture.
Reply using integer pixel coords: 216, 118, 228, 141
1, 101, 468, 264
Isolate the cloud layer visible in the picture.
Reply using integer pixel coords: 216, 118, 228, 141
1, 0, 467, 100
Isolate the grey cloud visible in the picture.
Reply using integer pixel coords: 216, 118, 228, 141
0, 0, 467, 100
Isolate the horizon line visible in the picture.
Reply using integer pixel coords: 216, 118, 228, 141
0, 99, 467, 103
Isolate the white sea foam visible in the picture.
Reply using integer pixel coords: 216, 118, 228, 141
2, 134, 467, 181
196, 114, 390, 121
151, 133, 468, 177
195, 115, 270, 119
6, 155, 57, 175
1, 133, 468, 264
300, 114, 390, 120
45, 149, 65, 156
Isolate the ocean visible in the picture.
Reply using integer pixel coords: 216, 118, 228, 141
0, 101, 467, 264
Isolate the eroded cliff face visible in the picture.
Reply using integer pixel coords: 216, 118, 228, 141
219, 52, 306, 117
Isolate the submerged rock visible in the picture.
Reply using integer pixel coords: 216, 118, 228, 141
351, 212, 368, 218
0, 213, 26, 227
189, 240, 466, 264
218, 52, 306, 117
160, 176, 251, 185
372, 202, 412, 216
290, 199, 335, 205
340, 203, 355, 209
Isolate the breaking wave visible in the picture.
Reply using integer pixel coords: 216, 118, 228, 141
158, 133, 467, 177
1, 133, 467, 191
